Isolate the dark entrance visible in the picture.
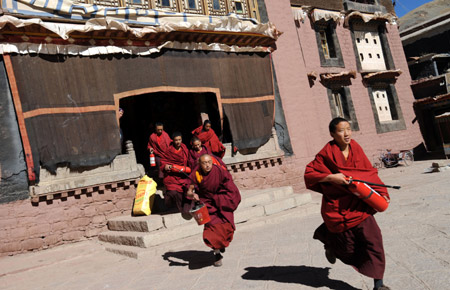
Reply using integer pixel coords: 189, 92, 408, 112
119, 91, 227, 173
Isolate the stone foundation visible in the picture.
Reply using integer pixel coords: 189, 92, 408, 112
0, 182, 137, 257
230, 156, 308, 193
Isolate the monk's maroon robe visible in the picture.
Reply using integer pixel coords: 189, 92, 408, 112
160, 143, 189, 192
304, 139, 389, 279
147, 131, 172, 159
188, 145, 211, 169
188, 164, 241, 249
192, 126, 226, 158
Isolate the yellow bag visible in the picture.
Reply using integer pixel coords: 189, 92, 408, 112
133, 175, 157, 216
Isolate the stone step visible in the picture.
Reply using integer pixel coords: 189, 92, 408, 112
107, 185, 296, 233
99, 191, 312, 251
99, 220, 203, 248
102, 198, 319, 259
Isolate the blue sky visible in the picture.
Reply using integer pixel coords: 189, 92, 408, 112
394, 0, 433, 18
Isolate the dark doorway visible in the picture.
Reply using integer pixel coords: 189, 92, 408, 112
119, 91, 225, 173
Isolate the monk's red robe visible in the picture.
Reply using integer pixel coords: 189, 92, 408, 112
160, 143, 189, 192
191, 126, 226, 158
304, 139, 389, 233
304, 139, 389, 279
188, 145, 212, 169
147, 131, 172, 159
189, 164, 241, 229
188, 164, 241, 248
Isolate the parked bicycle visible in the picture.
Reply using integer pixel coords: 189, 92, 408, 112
373, 149, 414, 169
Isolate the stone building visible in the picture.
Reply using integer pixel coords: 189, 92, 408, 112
0, 0, 422, 256
398, 0, 450, 156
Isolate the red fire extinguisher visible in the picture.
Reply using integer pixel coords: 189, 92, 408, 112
149, 153, 156, 167
345, 177, 391, 212
170, 164, 191, 174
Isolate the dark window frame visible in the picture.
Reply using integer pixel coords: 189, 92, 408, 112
327, 86, 360, 131
350, 20, 395, 73
314, 20, 345, 68
367, 83, 406, 133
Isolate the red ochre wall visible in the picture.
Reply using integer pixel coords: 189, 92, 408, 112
0, 186, 136, 257
263, 0, 422, 164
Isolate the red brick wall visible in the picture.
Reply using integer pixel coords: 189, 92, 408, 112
0, 186, 136, 256
230, 157, 309, 193
265, 1, 423, 160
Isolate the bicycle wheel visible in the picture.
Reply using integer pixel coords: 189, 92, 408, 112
403, 152, 414, 166
383, 158, 398, 168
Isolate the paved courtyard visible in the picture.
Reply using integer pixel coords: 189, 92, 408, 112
1, 159, 449, 290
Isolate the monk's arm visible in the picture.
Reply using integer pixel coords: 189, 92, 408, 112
319, 173, 349, 185
186, 184, 199, 201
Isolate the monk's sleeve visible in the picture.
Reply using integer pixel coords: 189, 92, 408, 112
215, 170, 241, 212
358, 148, 390, 199
304, 153, 331, 194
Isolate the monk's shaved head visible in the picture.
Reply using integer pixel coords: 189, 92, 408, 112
199, 154, 213, 174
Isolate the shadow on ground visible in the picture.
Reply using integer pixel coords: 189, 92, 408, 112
242, 265, 360, 290
162, 250, 214, 270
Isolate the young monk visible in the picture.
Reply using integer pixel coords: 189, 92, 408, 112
191, 120, 226, 158
188, 136, 212, 169
186, 154, 241, 267
148, 122, 172, 178
304, 117, 391, 290
160, 132, 192, 218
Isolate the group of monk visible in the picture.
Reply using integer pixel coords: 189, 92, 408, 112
146, 116, 391, 289
147, 120, 238, 267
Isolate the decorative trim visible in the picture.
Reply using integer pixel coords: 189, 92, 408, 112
228, 156, 284, 172
320, 71, 356, 83
114, 86, 224, 129
23, 105, 116, 119
30, 178, 139, 203
221, 95, 274, 104
362, 69, 402, 83
3, 54, 36, 183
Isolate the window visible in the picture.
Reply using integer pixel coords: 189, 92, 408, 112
372, 89, 396, 122
161, 0, 171, 7
187, 0, 197, 9
314, 21, 344, 67
207, 0, 226, 15
234, 1, 243, 13
183, 0, 203, 12
213, 0, 220, 10
332, 89, 351, 120
367, 84, 405, 133
327, 87, 359, 130
352, 21, 394, 72
124, 0, 150, 9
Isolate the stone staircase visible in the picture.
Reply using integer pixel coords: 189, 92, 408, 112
98, 186, 312, 258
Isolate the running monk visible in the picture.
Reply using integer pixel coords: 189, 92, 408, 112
304, 117, 391, 290
186, 154, 241, 267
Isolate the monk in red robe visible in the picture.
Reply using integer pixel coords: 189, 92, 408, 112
188, 136, 212, 169
160, 131, 192, 219
148, 122, 172, 179
186, 154, 241, 267
191, 120, 226, 158
304, 117, 391, 290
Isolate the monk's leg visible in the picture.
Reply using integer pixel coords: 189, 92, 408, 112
353, 215, 386, 280
313, 223, 357, 266
164, 190, 179, 211
203, 223, 234, 267
165, 190, 192, 219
